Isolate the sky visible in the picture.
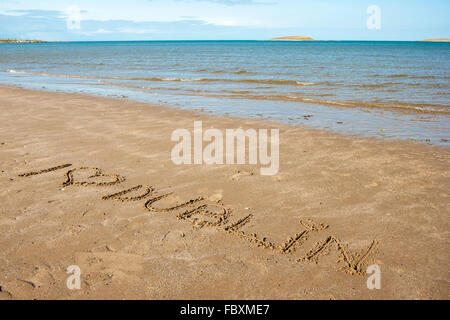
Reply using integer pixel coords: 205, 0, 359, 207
0, 0, 449, 41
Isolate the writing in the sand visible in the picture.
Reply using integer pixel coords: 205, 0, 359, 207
17, 163, 378, 275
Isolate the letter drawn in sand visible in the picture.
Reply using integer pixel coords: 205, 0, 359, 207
102, 185, 153, 201
18, 163, 72, 177
301, 236, 379, 275
62, 167, 125, 187
177, 203, 231, 228
144, 193, 204, 212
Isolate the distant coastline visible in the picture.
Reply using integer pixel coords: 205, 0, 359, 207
268, 36, 315, 41
0, 39, 47, 43
420, 38, 450, 42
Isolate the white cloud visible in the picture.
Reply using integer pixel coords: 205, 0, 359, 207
203, 17, 261, 27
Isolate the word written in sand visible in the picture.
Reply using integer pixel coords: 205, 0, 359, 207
171, 121, 279, 175
18, 163, 378, 275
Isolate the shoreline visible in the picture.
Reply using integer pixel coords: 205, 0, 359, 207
0, 85, 448, 299
4, 81, 449, 148
0, 40, 47, 44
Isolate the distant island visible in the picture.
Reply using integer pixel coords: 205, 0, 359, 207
268, 36, 315, 41
0, 39, 47, 43
421, 38, 450, 42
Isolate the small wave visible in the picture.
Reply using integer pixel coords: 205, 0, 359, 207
371, 74, 409, 79
5, 69, 98, 80
371, 74, 450, 80
174, 91, 450, 115
126, 77, 203, 82
3, 69, 316, 87
220, 90, 252, 94
6, 69, 26, 74
410, 75, 438, 80
116, 76, 315, 86
234, 70, 257, 75
274, 97, 450, 114
387, 74, 409, 78
198, 69, 257, 75
347, 82, 403, 89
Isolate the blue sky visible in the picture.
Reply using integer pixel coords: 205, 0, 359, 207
0, 0, 449, 41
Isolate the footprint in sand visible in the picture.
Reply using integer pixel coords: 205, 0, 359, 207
230, 170, 254, 181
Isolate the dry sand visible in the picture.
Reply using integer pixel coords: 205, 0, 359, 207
0, 85, 448, 299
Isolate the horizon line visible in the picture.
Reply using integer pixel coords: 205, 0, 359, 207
2, 39, 449, 43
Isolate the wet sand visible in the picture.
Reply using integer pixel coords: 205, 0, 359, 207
0, 85, 448, 299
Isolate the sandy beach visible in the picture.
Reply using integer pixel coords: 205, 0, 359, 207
0, 84, 448, 300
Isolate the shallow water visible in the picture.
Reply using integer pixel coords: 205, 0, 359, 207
0, 41, 449, 145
